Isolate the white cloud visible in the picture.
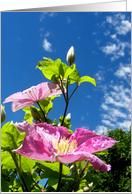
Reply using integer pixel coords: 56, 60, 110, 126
95, 39, 101, 45
39, 12, 57, 22
104, 30, 110, 36
100, 83, 131, 131
118, 120, 131, 130
67, 17, 71, 23
106, 16, 112, 24
95, 125, 108, 135
111, 34, 116, 39
114, 63, 131, 81
95, 70, 105, 82
81, 116, 84, 121
39, 12, 47, 22
106, 14, 131, 36
101, 40, 130, 61
42, 38, 52, 52
115, 20, 131, 35
49, 12, 57, 17
101, 43, 117, 55
86, 95, 91, 98
93, 31, 97, 35
44, 32, 50, 37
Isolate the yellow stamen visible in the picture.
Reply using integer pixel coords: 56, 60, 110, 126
51, 137, 77, 155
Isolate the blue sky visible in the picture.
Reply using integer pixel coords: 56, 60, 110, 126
1, 12, 131, 135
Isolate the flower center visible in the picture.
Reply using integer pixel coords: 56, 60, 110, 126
51, 137, 77, 155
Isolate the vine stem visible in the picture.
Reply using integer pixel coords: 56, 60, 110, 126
37, 102, 47, 122
72, 161, 89, 192
10, 152, 29, 192
56, 163, 63, 192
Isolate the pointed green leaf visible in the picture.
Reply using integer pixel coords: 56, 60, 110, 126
68, 67, 80, 84
48, 177, 58, 190
79, 76, 96, 87
23, 106, 33, 124
36, 57, 54, 68
64, 63, 76, 78
36, 161, 70, 177
1, 150, 16, 169
1, 122, 26, 151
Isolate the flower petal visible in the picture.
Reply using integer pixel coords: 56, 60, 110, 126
75, 135, 117, 153
69, 128, 99, 147
57, 151, 111, 171
3, 82, 62, 112
13, 136, 56, 162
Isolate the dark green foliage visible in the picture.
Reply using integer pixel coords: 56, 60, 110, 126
88, 128, 131, 192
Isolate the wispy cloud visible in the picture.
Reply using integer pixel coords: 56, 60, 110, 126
44, 32, 50, 37
95, 70, 105, 82
95, 61, 131, 134
81, 116, 85, 121
39, 12, 47, 22
39, 12, 57, 22
114, 63, 131, 84
42, 38, 52, 52
106, 14, 131, 35
67, 17, 71, 23
104, 30, 110, 36
115, 20, 131, 35
95, 13, 131, 61
100, 39, 130, 61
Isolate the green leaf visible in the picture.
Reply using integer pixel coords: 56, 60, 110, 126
94, 150, 109, 155
68, 67, 80, 84
59, 115, 71, 129
22, 172, 34, 191
21, 156, 36, 172
1, 150, 16, 169
31, 184, 43, 192
37, 59, 61, 81
1, 122, 26, 151
48, 177, 58, 190
36, 161, 70, 177
36, 57, 54, 68
79, 76, 96, 87
64, 63, 76, 78
23, 106, 33, 124
37, 57, 76, 82
1, 176, 9, 192
39, 99, 53, 115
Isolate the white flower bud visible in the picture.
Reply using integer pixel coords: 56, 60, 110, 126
66, 46, 75, 64
88, 182, 93, 188
1, 105, 6, 123
83, 187, 89, 192
66, 113, 71, 122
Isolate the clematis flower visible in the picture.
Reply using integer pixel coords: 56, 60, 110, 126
3, 82, 62, 112
14, 122, 117, 171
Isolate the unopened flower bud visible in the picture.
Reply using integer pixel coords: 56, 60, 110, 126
83, 187, 89, 192
88, 182, 93, 188
66, 46, 75, 64
30, 106, 41, 121
66, 113, 71, 122
1, 105, 6, 123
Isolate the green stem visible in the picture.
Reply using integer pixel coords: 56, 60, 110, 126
68, 83, 79, 101
37, 102, 47, 122
72, 161, 89, 192
56, 163, 63, 192
10, 152, 29, 192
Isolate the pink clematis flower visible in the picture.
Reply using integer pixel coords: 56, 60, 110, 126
3, 82, 62, 112
14, 122, 117, 171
